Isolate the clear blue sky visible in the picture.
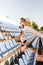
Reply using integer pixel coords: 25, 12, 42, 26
0, 0, 43, 27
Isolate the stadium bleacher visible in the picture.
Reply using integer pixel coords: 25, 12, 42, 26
0, 22, 43, 65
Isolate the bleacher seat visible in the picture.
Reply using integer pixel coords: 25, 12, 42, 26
0, 42, 8, 57
12, 39, 18, 46
9, 40, 14, 47
12, 39, 21, 49
32, 37, 38, 48
4, 60, 9, 65
24, 51, 29, 60
19, 58, 25, 65
5, 41, 11, 49
0, 32, 4, 39
27, 49, 36, 57
22, 54, 28, 65
26, 49, 32, 56
10, 56, 14, 65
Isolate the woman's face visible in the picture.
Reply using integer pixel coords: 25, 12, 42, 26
21, 19, 23, 22
20, 19, 24, 24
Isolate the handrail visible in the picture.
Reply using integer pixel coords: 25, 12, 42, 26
27, 27, 43, 38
